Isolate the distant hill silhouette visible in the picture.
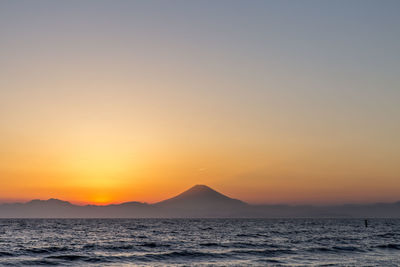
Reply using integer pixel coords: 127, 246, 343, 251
157, 184, 246, 206
155, 185, 247, 217
0, 185, 400, 218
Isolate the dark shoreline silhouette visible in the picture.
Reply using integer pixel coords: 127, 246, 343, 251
1, 185, 399, 218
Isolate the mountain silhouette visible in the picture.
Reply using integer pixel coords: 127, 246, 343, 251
156, 184, 246, 208
27, 198, 73, 207
154, 185, 247, 217
0, 185, 400, 218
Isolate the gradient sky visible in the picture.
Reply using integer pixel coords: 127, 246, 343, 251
1, 0, 399, 205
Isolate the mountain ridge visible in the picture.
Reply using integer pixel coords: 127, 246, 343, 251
1, 185, 400, 218
155, 184, 247, 208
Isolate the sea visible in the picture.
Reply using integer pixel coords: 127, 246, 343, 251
0, 218, 399, 266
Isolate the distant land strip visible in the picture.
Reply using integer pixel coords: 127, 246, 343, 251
1, 185, 399, 218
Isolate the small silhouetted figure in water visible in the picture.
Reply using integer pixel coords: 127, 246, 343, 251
365, 219, 368, 227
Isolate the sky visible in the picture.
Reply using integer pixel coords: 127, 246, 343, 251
0, 0, 399, 205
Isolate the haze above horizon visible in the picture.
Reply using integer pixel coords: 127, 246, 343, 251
1, 184, 399, 207
1, 1, 399, 205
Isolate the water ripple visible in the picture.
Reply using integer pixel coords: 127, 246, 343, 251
0, 218, 399, 266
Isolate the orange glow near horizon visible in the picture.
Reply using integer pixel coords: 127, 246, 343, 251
1, 135, 399, 206
1, 112, 400, 205
1, 111, 399, 205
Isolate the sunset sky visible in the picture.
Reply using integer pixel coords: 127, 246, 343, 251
1, 0, 399, 205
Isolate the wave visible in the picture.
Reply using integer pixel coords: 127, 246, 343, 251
82, 242, 170, 251
46, 255, 88, 261
331, 246, 365, 252
0, 251, 14, 257
306, 246, 366, 253
377, 232, 400, 238
20, 259, 59, 265
45, 254, 119, 263
307, 247, 333, 253
143, 250, 227, 261
231, 242, 278, 248
236, 233, 262, 238
199, 242, 221, 247
84, 243, 138, 251
231, 248, 294, 257
24, 246, 70, 254
375, 244, 400, 250
199, 241, 276, 249
140, 242, 170, 248
127, 224, 148, 230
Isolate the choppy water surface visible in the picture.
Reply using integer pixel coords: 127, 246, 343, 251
0, 219, 399, 266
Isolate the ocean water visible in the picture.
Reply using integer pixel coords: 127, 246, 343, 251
0, 219, 399, 266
